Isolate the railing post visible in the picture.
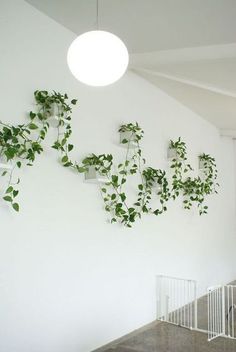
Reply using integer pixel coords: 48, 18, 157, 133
222, 285, 225, 336
194, 280, 198, 330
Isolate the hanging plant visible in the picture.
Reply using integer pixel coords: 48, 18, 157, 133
82, 154, 113, 183
0, 90, 219, 222
142, 167, 170, 216
81, 123, 147, 227
0, 90, 78, 211
185, 153, 219, 214
80, 130, 219, 226
168, 139, 219, 215
168, 137, 193, 200
0, 119, 46, 211
33, 90, 80, 169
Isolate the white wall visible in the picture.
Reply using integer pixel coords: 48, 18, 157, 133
0, 1, 236, 351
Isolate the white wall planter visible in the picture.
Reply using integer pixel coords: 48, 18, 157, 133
154, 184, 162, 193
84, 166, 107, 184
167, 148, 178, 160
199, 159, 206, 171
48, 103, 68, 128
119, 131, 137, 148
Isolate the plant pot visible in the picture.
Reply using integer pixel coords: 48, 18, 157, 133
0, 156, 13, 170
48, 103, 68, 128
84, 166, 107, 184
167, 148, 178, 160
199, 159, 206, 171
154, 184, 162, 193
119, 131, 136, 148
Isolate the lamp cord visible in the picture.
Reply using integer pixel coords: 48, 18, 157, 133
96, 0, 99, 30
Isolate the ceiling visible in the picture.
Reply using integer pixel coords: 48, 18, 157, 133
25, 0, 236, 135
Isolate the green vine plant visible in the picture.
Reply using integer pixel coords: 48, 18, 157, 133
168, 139, 219, 215
169, 137, 193, 200
142, 167, 170, 216
0, 90, 78, 211
0, 90, 219, 224
80, 126, 219, 227
81, 123, 146, 227
0, 120, 45, 211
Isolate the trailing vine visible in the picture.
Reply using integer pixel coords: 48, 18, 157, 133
0, 118, 45, 211
168, 138, 219, 215
81, 127, 219, 226
0, 90, 219, 224
0, 90, 78, 211
81, 123, 146, 227
33, 90, 80, 170
169, 137, 192, 200
142, 167, 170, 216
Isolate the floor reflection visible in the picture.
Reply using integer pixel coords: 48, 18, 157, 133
102, 322, 236, 352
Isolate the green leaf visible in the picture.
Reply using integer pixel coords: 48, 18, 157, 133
120, 193, 126, 202
3, 196, 12, 202
29, 111, 36, 120
13, 190, 19, 198
28, 123, 38, 130
61, 155, 68, 163
6, 186, 13, 194
111, 175, 118, 186
63, 162, 73, 167
71, 99, 77, 105
12, 203, 19, 212
76, 166, 86, 173
68, 144, 74, 152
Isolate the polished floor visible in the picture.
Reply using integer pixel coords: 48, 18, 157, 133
99, 321, 236, 352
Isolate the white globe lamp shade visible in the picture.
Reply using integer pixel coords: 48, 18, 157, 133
67, 30, 129, 87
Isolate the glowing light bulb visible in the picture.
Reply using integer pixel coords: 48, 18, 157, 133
67, 30, 129, 86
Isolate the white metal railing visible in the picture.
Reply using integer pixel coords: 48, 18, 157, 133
156, 276, 236, 342
207, 285, 225, 341
156, 275, 197, 330
207, 284, 236, 341
225, 285, 236, 339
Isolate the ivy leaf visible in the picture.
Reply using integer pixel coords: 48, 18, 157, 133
3, 196, 12, 202
68, 144, 74, 152
111, 175, 118, 186
61, 155, 68, 163
12, 203, 19, 212
13, 190, 19, 198
76, 166, 86, 173
6, 186, 13, 194
28, 123, 38, 130
120, 193, 126, 202
63, 162, 73, 167
29, 111, 36, 120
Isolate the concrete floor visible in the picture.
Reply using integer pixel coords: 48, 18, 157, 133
94, 284, 236, 352
97, 321, 236, 352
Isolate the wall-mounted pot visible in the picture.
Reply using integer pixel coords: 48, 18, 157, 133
84, 166, 107, 184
